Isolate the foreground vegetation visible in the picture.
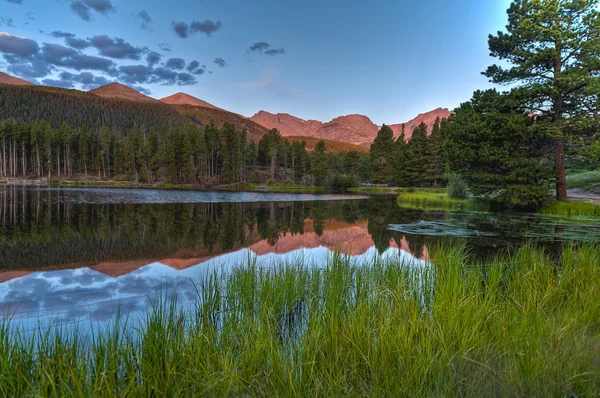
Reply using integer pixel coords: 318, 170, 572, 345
1, 243, 599, 396
567, 170, 600, 192
396, 189, 473, 211
542, 200, 600, 217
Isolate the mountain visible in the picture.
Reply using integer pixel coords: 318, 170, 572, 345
250, 112, 379, 147
251, 111, 323, 137
389, 108, 452, 140
0, 84, 191, 130
90, 83, 160, 103
0, 71, 451, 147
0, 71, 34, 86
160, 92, 222, 110
320, 115, 380, 147
251, 109, 452, 147
166, 104, 270, 137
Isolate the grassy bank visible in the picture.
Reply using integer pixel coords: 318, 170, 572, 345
542, 200, 600, 217
0, 178, 329, 194
395, 189, 486, 211
1, 244, 599, 396
567, 170, 600, 191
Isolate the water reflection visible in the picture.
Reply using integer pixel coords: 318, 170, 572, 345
1, 185, 599, 331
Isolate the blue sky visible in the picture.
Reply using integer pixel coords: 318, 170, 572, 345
0, 0, 512, 124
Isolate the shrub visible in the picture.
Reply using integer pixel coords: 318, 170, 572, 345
283, 180, 294, 186
251, 171, 261, 184
266, 178, 277, 186
330, 174, 357, 192
446, 173, 469, 199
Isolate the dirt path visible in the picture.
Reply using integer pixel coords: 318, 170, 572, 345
567, 188, 600, 205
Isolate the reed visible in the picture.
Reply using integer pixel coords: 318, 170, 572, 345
1, 244, 599, 396
542, 200, 600, 217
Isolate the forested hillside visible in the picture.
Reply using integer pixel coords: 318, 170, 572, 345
0, 85, 191, 130
170, 104, 269, 137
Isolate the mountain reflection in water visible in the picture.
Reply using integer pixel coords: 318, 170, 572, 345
1, 185, 599, 331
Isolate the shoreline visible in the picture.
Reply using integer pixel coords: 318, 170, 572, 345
0, 177, 332, 194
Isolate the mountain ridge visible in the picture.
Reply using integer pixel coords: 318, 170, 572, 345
90, 83, 160, 103
0, 71, 34, 86
250, 108, 452, 146
160, 92, 223, 111
0, 71, 453, 147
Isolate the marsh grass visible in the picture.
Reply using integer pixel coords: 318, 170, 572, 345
396, 189, 489, 212
1, 244, 599, 396
542, 200, 600, 217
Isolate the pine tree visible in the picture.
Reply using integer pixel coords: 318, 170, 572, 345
394, 125, 410, 187
485, 0, 600, 200
426, 117, 445, 185
444, 90, 553, 209
311, 140, 328, 186
406, 122, 429, 187
370, 125, 395, 184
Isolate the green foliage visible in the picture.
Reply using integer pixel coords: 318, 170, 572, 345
2, 244, 599, 396
370, 125, 395, 184
426, 118, 445, 185
542, 200, 600, 217
444, 90, 553, 210
567, 170, 600, 191
446, 173, 469, 199
310, 140, 328, 186
251, 170, 262, 184
329, 173, 356, 192
0, 85, 190, 131
405, 122, 429, 187
590, 139, 600, 170
396, 189, 477, 211
266, 178, 277, 186
485, 0, 600, 199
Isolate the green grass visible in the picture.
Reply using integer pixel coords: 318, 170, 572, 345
1, 244, 599, 396
245, 183, 328, 193
542, 200, 600, 217
396, 189, 486, 211
567, 170, 600, 191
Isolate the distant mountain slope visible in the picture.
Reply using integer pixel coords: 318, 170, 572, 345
251, 111, 322, 137
0, 72, 34, 86
168, 104, 270, 138
319, 115, 379, 147
0, 84, 191, 130
250, 112, 379, 147
389, 108, 452, 140
90, 83, 159, 103
160, 93, 222, 110
0, 71, 452, 145
251, 109, 452, 147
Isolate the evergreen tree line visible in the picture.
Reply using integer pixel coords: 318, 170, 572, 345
369, 118, 446, 187
0, 119, 370, 187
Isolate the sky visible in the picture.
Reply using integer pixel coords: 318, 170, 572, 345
0, 0, 513, 124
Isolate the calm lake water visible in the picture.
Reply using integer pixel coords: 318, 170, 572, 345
1, 185, 599, 333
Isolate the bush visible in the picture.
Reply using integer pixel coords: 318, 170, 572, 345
251, 171, 261, 184
283, 180, 294, 186
266, 178, 277, 186
330, 174, 357, 193
446, 173, 469, 199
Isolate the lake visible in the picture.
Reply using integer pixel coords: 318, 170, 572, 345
1, 185, 599, 333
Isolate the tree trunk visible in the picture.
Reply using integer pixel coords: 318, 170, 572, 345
555, 137, 567, 200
